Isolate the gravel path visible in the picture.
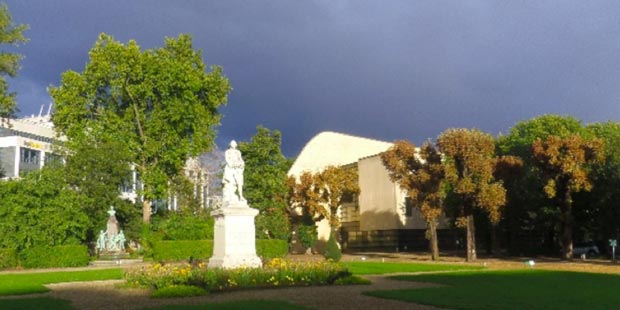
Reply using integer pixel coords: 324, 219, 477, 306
43, 275, 445, 310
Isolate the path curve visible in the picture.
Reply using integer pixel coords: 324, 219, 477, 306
43, 275, 446, 310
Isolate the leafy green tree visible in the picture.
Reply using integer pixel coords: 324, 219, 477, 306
0, 3, 27, 121
238, 126, 292, 240
437, 128, 507, 261
0, 166, 90, 251
61, 134, 134, 238
50, 33, 231, 223
381, 140, 445, 260
578, 122, 620, 242
532, 135, 604, 259
497, 115, 591, 255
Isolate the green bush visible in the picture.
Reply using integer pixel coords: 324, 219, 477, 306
323, 233, 342, 262
297, 224, 317, 250
152, 240, 213, 262
0, 248, 18, 269
151, 239, 289, 262
151, 212, 214, 241
256, 239, 288, 259
21, 245, 89, 268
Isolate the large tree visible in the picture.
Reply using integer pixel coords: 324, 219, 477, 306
50, 33, 231, 223
238, 126, 292, 240
497, 115, 591, 255
381, 140, 445, 260
0, 3, 27, 122
437, 128, 507, 261
578, 122, 620, 242
532, 134, 604, 260
61, 135, 136, 239
287, 165, 359, 240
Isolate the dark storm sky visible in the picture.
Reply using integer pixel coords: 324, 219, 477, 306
5, 1, 620, 156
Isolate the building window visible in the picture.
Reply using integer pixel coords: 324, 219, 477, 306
44, 153, 63, 164
20, 148, 40, 165
405, 197, 414, 217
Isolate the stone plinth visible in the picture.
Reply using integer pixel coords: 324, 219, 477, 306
208, 202, 262, 269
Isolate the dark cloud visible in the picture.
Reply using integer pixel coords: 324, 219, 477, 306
5, 1, 620, 156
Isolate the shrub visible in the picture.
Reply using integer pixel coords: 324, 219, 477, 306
124, 258, 351, 292
151, 240, 213, 262
0, 248, 18, 269
323, 233, 342, 262
297, 224, 317, 250
151, 212, 214, 241
256, 239, 288, 260
21, 245, 89, 268
151, 239, 288, 262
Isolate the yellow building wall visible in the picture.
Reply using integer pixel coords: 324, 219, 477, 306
358, 155, 433, 231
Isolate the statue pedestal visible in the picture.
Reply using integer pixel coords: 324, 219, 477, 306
208, 201, 262, 269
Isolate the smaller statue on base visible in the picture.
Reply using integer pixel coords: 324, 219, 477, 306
96, 206, 128, 259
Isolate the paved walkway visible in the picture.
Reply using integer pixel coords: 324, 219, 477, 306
21, 274, 445, 310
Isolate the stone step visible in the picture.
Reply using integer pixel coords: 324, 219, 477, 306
89, 258, 143, 267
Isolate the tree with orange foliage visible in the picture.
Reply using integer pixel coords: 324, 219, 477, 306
437, 128, 507, 261
381, 140, 445, 260
287, 166, 359, 245
531, 135, 604, 260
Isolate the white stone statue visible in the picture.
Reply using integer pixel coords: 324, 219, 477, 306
107, 206, 116, 217
96, 230, 106, 251
223, 140, 245, 204
116, 230, 126, 251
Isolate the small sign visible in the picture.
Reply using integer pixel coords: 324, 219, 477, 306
610, 239, 617, 247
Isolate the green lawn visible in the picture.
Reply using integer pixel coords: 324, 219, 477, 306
342, 261, 482, 275
0, 268, 123, 296
1, 297, 73, 310
146, 300, 312, 310
366, 269, 620, 310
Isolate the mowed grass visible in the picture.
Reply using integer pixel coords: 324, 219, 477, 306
1, 297, 73, 310
342, 261, 482, 275
366, 269, 620, 310
0, 268, 123, 296
147, 300, 312, 310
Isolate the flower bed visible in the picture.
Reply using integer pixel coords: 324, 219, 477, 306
125, 258, 351, 293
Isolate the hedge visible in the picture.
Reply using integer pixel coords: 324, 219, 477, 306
152, 239, 288, 262
256, 239, 288, 259
20, 245, 90, 268
0, 248, 19, 269
152, 240, 214, 262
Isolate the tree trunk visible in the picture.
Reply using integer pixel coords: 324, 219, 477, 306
143, 199, 152, 223
429, 221, 439, 261
491, 224, 501, 256
560, 186, 574, 260
466, 214, 477, 261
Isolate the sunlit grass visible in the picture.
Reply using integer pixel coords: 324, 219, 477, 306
0, 268, 123, 296
366, 269, 620, 310
342, 261, 482, 275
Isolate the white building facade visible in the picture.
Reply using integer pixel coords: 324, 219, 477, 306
0, 115, 61, 178
289, 131, 452, 252
0, 114, 211, 210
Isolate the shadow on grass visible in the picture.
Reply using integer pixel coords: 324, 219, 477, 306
1, 297, 73, 310
365, 269, 620, 310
